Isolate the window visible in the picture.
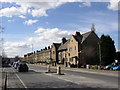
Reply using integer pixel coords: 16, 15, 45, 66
53, 51, 55, 54
75, 46, 76, 50
69, 47, 72, 51
70, 58, 73, 62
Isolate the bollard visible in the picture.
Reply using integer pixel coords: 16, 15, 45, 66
86, 65, 90, 69
47, 65, 50, 72
57, 66, 61, 75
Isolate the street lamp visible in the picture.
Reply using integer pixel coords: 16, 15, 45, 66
98, 42, 102, 69
78, 51, 82, 68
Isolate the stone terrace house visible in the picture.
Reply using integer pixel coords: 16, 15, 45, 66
23, 46, 51, 64
23, 54, 27, 63
58, 38, 70, 67
58, 25, 99, 67
34, 46, 51, 64
24, 52, 34, 64
51, 43, 61, 66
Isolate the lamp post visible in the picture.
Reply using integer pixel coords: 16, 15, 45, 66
98, 42, 102, 69
31, 44, 34, 64
78, 51, 82, 68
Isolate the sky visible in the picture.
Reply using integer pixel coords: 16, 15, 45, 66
0, 0, 119, 57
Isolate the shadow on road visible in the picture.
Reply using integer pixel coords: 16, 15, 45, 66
6, 88, 119, 90
15, 69, 43, 75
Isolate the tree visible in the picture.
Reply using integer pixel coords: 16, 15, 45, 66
99, 34, 116, 66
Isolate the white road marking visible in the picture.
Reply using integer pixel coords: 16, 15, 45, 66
12, 68, 27, 88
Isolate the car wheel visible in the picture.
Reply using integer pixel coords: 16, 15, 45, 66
110, 68, 113, 70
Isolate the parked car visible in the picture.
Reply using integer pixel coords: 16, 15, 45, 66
12, 61, 17, 67
104, 62, 120, 70
2, 63, 11, 67
14, 62, 19, 69
112, 66, 120, 70
104, 64, 116, 70
17, 63, 28, 72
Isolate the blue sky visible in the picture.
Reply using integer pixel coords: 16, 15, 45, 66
0, 0, 119, 57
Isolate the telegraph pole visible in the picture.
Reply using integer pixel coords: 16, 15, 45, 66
0, 25, 4, 68
98, 42, 102, 69
0, 25, 4, 56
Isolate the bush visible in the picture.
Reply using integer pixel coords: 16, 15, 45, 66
37, 61, 46, 63
70, 64, 77, 68
90, 65, 98, 69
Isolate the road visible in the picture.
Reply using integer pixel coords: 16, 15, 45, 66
2, 64, 119, 89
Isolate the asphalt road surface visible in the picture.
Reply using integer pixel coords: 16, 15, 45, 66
2, 64, 119, 89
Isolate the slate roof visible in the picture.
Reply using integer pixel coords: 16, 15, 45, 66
58, 40, 70, 51
81, 31, 92, 43
58, 31, 97, 51
53, 43, 61, 49
72, 35, 81, 43
72, 31, 92, 43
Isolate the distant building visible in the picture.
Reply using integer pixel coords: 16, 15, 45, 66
24, 46, 51, 64
36, 47, 51, 64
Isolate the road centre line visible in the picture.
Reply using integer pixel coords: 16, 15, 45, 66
12, 68, 27, 88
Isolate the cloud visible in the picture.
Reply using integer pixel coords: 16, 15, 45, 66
79, 2, 91, 7
0, 0, 119, 18
8, 19, 14, 22
19, 15, 26, 18
83, 2, 91, 7
31, 9, 48, 17
27, 27, 75, 51
4, 27, 75, 57
34, 27, 47, 33
0, 0, 82, 18
0, 6, 27, 17
107, 0, 119, 11
4, 41, 32, 57
23, 19, 39, 25
28, 27, 73, 43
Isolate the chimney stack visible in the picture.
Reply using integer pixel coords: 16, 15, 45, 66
75, 32, 81, 36
62, 37, 67, 44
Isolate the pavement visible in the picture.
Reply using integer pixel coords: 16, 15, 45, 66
0, 68, 2, 89
1, 64, 120, 89
32, 64, 119, 77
